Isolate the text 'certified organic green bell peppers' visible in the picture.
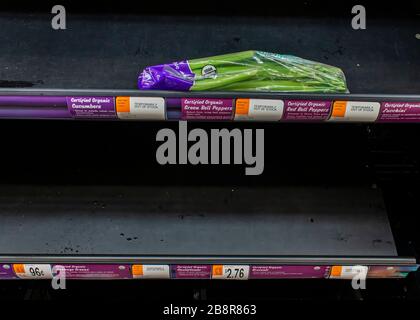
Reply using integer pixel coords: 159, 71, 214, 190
138, 50, 348, 93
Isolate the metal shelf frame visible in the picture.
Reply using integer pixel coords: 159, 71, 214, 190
0, 255, 415, 266
0, 88, 419, 102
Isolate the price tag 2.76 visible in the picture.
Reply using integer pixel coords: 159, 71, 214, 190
212, 265, 250, 280
13, 264, 53, 279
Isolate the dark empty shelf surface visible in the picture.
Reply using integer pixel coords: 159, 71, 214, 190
0, 185, 412, 264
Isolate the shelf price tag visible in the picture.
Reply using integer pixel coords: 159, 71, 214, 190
13, 264, 53, 279
329, 101, 380, 122
235, 99, 284, 121
212, 265, 250, 280
329, 265, 368, 279
132, 265, 170, 279
116, 97, 165, 120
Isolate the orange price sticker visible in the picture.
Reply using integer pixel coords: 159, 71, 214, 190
13, 264, 25, 274
116, 96, 130, 113
331, 101, 347, 118
235, 99, 250, 115
132, 265, 144, 276
212, 265, 223, 276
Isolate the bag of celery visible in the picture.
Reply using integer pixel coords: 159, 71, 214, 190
138, 50, 348, 93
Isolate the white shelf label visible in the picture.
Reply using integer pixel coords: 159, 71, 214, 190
330, 265, 369, 279
13, 264, 53, 279
235, 99, 284, 121
132, 264, 170, 279
329, 101, 380, 122
116, 97, 165, 120
212, 265, 250, 280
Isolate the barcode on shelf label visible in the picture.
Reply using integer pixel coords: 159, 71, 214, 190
235, 99, 284, 121
212, 265, 250, 280
329, 265, 369, 279
132, 265, 170, 279
13, 264, 53, 279
116, 97, 165, 120
329, 101, 380, 122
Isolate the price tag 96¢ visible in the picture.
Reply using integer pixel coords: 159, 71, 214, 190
13, 264, 53, 279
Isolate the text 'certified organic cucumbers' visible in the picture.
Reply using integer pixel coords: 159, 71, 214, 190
138, 51, 348, 93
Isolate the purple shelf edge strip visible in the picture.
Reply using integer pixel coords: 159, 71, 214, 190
0, 96, 67, 107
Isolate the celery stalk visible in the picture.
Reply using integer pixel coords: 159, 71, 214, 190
191, 69, 259, 91
138, 50, 349, 93
188, 50, 256, 70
